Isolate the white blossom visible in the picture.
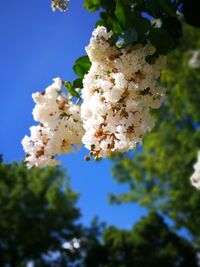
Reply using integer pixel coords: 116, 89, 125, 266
51, 0, 69, 12
22, 78, 84, 168
81, 26, 166, 158
62, 238, 81, 252
190, 151, 200, 189
188, 50, 200, 69
151, 18, 162, 28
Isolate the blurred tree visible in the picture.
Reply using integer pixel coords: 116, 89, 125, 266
51, 217, 107, 267
111, 24, 200, 244
0, 162, 80, 267
4, 162, 190, 267
84, 212, 198, 267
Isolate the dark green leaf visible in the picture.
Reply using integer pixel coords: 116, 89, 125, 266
112, 20, 123, 35
73, 78, 83, 89
95, 20, 105, 27
83, 0, 101, 12
73, 56, 91, 78
100, 0, 116, 11
118, 28, 138, 48
115, 0, 127, 29
162, 16, 182, 40
131, 16, 151, 42
149, 28, 175, 54
144, 0, 176, 18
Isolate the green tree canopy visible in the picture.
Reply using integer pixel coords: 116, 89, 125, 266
0, 162, 80, 267
84, 212, 198, 267
111, 24, 200, 244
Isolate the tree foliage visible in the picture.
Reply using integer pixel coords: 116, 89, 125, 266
0, 162, 80, 267
84, 212, 198, 267
111, 24, 200, 244
83, 0, 200, 54
0, 161, 198, 267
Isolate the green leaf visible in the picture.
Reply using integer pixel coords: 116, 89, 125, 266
131, 16, 151, 42
115, 0, 127, 29
73, 78, 83, 89
64, 81, 80, 98
149, 28, 175, 54
73, 56, 91, 78
112, 20, 123, 35
83, 0, 100, 12
95, 20, 105, 27
144, 0, 176, 18
100, 0, 116, 11
117, 28, 138, 48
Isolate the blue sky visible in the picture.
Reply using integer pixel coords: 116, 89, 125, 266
0, 0, 147, 228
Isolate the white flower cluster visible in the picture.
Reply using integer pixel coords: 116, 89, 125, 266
81, 26, 166, 158
22, 78, 84, 168
190, 151, 200, 189
51, 0, 69, 12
